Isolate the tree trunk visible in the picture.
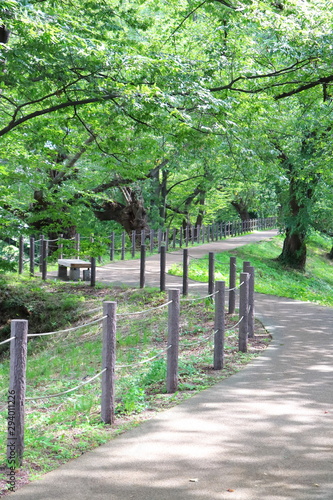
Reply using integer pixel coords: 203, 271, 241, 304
278, 228, 306, 269
277, 170, 314, 271
328, 246, 333, 260
93, 188, 148, 235
231, 199, 250, 221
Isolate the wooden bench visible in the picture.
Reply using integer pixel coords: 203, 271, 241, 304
58, 259, 91, 281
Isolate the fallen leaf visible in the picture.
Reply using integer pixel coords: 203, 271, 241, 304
227, 489, 235, 492
189, 478, 198, 483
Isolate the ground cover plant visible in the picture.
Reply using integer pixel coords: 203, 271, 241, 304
169, 233, 333, 307
0, 282, 270, 496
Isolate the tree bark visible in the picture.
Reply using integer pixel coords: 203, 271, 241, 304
278, 228, 307, 270
93, 188, 148, 235
231, 199, 250, 221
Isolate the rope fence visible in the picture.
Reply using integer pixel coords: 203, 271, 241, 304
2, 260, 255, 465
11, 217, 276, 285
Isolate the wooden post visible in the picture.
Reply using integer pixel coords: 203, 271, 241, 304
150, 229, 154, 253
167, 289, 180, 393
41, 239, 47, 280
121, 232, 125, 260
228, 256, 236, 314
131, 231, 136, 258
101, 301, 116, 424
75, 233, 80, 259
183, 248, 189, 297
165, 228, 169, 252
90, 257, 96, 287
140, 245, 145, 289
160, 245, 166, 292
243, 261, 251, 272
158, 229, 162, 253
141, 229, 146, 246
179, 227, 183, 247
110, 232, 115, 261
202, 225, 205, 243
39, 235, 44, 272
18, 236, 24, 274
196, 225, 201, 244
172, 228, 176, 249
185, 226, 189, 247
7, 319, 28, 466
59, 234, 63, 259
244, 265, 255, 338
239, 272, 249, 353
208, 252, 215, 297
29, 237, 35, 277
214, 281, 225, 370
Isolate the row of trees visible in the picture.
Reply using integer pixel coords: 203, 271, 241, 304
1, 0, 333, 269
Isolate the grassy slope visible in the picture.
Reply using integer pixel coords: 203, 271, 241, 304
0, 284, 270, 494
169, 232, 333, 307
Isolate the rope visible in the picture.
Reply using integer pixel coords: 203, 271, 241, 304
25, 368, 107, 400
181, 290, 219, 303
27, 316, 107, 337
181, 331, 215, 347
226, 316, 244, 331
117, 301, 172, 317
117, 346, 171, 368
0, 337, 15, 346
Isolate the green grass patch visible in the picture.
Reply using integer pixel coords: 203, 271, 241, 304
169, 232, 333, 306
0, 283, 270, 493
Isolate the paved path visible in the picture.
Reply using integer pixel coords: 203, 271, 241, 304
10, 230, 333, 499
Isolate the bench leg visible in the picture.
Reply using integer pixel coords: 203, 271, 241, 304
58, 265, 68, 280
70, 268, 80, 281
83, 269, 91, 281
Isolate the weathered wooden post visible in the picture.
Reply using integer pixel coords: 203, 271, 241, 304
214, 281, 225, 370
243, 263, 255, 338
150, 229, 155, 253
140, 245, 146, 289
110, 232, 115, 261
167, 289, 180, 393
164, 228, 168, 251
101, 301, 116, 424
179, 226, 183, 247
228, 256, 237, 314
172, 228, 177, 249
41, 238, 47, 280
90, 257, 96, 287
75, 233, 80, 259
29, 236, 35, 277
59, 234, 63, 259
196, 225, 201, 244
141, 229, 146, 246
121, 232, 125, 260
39, 235, 44, 272
208, 252, 215, 297
185, 225, 189, 247
239, 272, 249, 353
183, 248, 189, 297
131, 231, 136, 258
160, 245, 166, 292
7, 320, 28, 466
18, 236, 24, 274
158, 229, 162, 253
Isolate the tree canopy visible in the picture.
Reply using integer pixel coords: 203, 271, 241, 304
1, 0, 333, 268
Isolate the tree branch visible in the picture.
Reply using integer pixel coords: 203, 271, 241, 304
274, 73, 333, 100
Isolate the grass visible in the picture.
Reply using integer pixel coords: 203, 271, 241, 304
0, 283, 270, 495
169, 231, 333, 307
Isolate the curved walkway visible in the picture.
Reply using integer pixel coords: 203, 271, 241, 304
11, 230, 333, 499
